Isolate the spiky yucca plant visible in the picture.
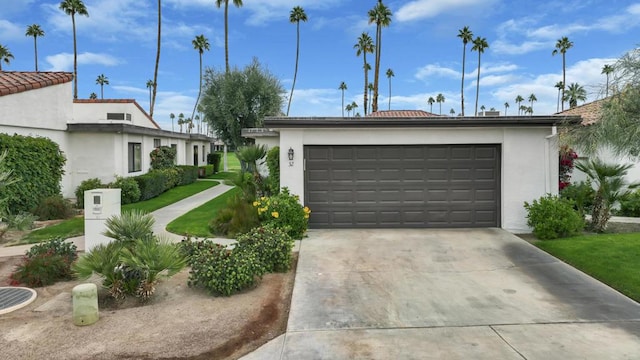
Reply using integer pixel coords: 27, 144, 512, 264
103, 209, 155, 244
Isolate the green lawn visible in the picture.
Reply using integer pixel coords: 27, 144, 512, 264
218, 151, 240, 171
15, 180, 219, 245
166, 187, 240, 237
536, 233, 640, 302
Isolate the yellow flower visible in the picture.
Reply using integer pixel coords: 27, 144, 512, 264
304, 214, 309, 219
303, 206, 311, 214
252, 201, 259, 207
260, 197, 267, 201
271, 211, 279, 218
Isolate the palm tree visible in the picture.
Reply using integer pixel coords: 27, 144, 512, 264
178, 113, 185, 133
504, 102, 509, 116
386, 68, 394, 110
552, 36, 573, 111
59, 0, 89, 99
146, 80, 154, 110
151, 0, 161, 118
191, 34, 210, 121
25, 24, 45, 72
515, 95, 524, 115
367, 82, 374, 114
554, 81, 564, 112
563, 82, 587, 108
89, 92, 97, 99
0, 44, 14, 71
520, 105, 528, 115
287, 6, 308, 116
215, 0, 243, 73
450, 108, 455, 116
427, 96, 435, 113
601, 64, 614, 97
354, 32, 375, 116
471, 36, 489, 116
525, 106, 533, 116
367, 0, 392, 113
350, 101, 358, 117
436, 93, 445, 115
339, 81, 347, 117
345, 103, 353, 117
95, 74, 109, 99
457, 26, 473, 116
169, 113, 175, 132
480, 105, 486, 114
528, 93, 537, 114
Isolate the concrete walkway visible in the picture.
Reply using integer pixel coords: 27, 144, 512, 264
242, 228, 640, 359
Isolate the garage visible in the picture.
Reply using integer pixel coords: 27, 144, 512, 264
305, 144, 500, 228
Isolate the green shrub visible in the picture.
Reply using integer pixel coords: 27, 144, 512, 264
109, 176, 141, 205
177, 165, 198, 185
208, 153, 221, 173
150, 146, 177, 170
5, 212, 38, 230
0, 134, 66, 214
10, 237, 78, 287
32, 195, 74, 220
253, 188, 310, 239
560, 180, 595, 218
198, 165, 214, 178
265, 146, 280, 195
75, 178, 104, 208
524, 194, 584, 240
157, 167, 181, 191
236, 225, 294, 273
209, 195, 260, 238
103, 210, 155, 244
618, 189, 640, 217
183, 239, 264, 296
134, 171, 168, 200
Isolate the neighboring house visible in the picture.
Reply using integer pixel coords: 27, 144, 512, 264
0, 71, 214, 199
367, 110, 442, 117
555, 99, 640, 184
246, 113, 581, 233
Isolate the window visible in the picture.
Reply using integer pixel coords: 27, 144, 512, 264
128, 143, 142, 172
154, 138, 161, 148
202, 146, 205, 162
107, 113, 132, 121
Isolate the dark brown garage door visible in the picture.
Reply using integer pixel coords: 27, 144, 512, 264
305, 145, 500, 228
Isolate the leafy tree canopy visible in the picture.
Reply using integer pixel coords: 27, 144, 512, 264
201, 58, 284, 148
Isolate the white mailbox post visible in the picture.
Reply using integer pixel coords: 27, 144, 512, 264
84, 189, 121, 252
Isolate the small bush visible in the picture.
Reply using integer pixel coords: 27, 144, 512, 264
150, 146, 177, 170
75, 178, 104, 208
177, 165, 198, 185
134, 171, 168, 200
560, 180, 595, 218
524, 194, 584, 240
198, 165, 214, 178
10, 237, 78, 287
103, 210, 155, 244
109, 176, 141, 205
5, 212, 38, 230
183, 239, 264, 296
32, 195, 74, 220
209, 196, 260, 238
208, 153, 221, 173
618, 189, 640, 217
236, 225, 294, 273
156, 167, 181, 191
265, 146, 280, 195
253, 188, 310, 239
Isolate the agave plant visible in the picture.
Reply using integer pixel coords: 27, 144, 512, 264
575, 158, 640, 232
103, 210, 155, 244
236, 144, 267, 175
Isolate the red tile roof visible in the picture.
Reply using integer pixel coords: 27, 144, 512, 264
74, 99, 161, 129
367, 110, 443, 117
555, 98, 606, 125
0, 71, 73, 97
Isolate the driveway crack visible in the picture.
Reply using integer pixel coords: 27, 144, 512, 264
490, 325, 527, 359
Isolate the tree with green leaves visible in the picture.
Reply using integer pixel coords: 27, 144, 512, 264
552, 36, 573, 111
368, 82, 374, 113
59, 0, 89, 99
178, 113, 185, 133
95, 74, 109, 99
169, 113, 175, 132
427, 96, 435, 113
345, 103, 353, 117
563, 83, 586, 108
480, 105, 485, 114
355, 32, 374, 115
89, 92, 97, 99
515, 95, 524, 115
554, 81, 564, 113
201, 58, 284, 148
528, 93, 537, 114
471, 36, 489, 116
287, 6, 307, 116
0, 44, 14, 71
436, 93, 445, 115
350, 101, 358, 117
386, 68, 394, 110
504, 102, 509, 116
215, 0, 243, 73
367, 0, 392, 113
602, 64, 614, 97
146, 80, 154, 110
457, 26, 473, 116
339, 81, 347, 117
191, 34, 210, 121
450, 108, 455, 116
25, 24, 45, 72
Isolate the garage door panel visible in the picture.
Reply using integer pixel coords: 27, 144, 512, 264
305, 145, 500, 228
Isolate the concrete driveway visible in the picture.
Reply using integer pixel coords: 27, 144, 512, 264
243, 228, 640, 359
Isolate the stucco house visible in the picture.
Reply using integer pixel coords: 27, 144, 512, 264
0, 71, 214, 199
246, 111, 581, 233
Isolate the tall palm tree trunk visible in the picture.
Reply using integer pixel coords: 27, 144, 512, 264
286, 22, 301, 116
372, 26, 381, 113
461, 44, 466, 116
33, 37, 39, 72
363, 55, 368, 116
388, 75, 391, 110
191, 53, 203, 121
341, 90, 345, 117
72, 14, 78, 99
475, 52, 481, 116
224, 2, 230, 73
561, 54, 566, 111
100, 84, 104, 99
151, 0, 161, 117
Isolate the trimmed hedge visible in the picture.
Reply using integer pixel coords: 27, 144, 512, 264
198, 165, 214, 178
0, 134, 66, 213
177, 165, 198, 185
207, 153, 221, 173
134, 171, 169, 201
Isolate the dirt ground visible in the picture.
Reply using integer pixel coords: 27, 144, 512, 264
0, 252, 296, 360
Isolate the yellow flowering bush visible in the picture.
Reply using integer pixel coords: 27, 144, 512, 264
253, 188, 310, 239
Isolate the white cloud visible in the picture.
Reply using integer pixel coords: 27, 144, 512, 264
0, 20, 24, 42
45, 52, 121, 71
415, 64, 459, 81
396, 0, 497, 22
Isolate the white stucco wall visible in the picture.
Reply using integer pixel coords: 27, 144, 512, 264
272, 126, 557, 233
72, 102, 158, 129
572, 146, 640, 185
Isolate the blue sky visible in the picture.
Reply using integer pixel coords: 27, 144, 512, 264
1, 0, 639, 130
